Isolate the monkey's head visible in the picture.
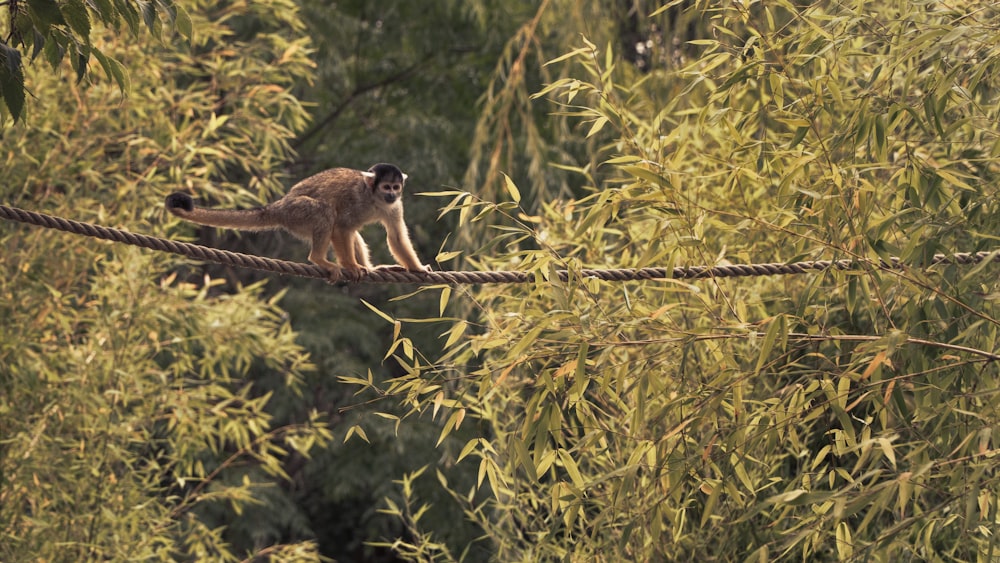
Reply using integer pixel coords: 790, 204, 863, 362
362, 163, 408, 205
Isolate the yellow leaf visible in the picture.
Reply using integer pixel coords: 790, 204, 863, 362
443, 321, 468, 350
362, 299, 395, 324
439, 286, 451, 316
344, 425, 369, 444
554, 359, 578, 379
860, 351, 887, 380
587, 116, 609, 138
435, 250, 462, 263
433, 391, 444, 419
502, 173, 521, 203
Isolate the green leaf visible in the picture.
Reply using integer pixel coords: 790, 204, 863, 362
117, 0, 140, 34
0, 45, 25, 121
788, 125, 809, 148
42, 33, 65, 70
73, 50, 88, 83
27, 0, 67, 34
91, 49, 130, 93
61, 0, 92, 40
174, 3, 193, 39
139, 1, 158, 35
89, 0, 116, 26
755, 315, 785, 375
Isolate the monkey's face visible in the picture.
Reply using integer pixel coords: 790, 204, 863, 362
377, 179, 405, 204
364, 164, 409, 205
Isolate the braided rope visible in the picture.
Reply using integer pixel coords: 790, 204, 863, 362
1, 204, 996, 284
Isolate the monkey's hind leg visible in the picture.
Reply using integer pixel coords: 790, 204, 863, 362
308, 228, 343, 282
330, 229, 367, 281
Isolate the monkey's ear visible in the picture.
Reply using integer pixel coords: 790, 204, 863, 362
361, 171, 376, 189
402, 173, 409, 182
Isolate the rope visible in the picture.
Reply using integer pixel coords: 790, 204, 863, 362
1, 203, 997, 284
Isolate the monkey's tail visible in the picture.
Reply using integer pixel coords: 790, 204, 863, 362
165, 193, 280, 231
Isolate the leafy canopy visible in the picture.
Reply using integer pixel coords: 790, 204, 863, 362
0, 1, 329, 560
0, 0, 191, 121
345, 0, 1000, 560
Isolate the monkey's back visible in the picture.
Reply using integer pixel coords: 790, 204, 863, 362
280, 167, 384, 231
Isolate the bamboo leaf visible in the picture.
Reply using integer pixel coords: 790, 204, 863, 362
755, 315, 784, 375
502, 173, 521, 204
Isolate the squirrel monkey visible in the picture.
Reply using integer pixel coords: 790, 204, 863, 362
165, 163, 430, 282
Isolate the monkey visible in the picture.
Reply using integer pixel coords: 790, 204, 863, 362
165, 163, 431, 282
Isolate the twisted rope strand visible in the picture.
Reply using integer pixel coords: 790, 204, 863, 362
1, 204, 996, 284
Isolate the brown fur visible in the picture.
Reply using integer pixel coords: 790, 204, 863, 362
165, 164, 429, 281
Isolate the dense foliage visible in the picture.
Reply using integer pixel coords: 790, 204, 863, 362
0, 1, 331, 560
352, 0, 1000, 560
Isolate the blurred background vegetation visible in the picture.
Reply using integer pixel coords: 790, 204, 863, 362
3, 0, 1000, 561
